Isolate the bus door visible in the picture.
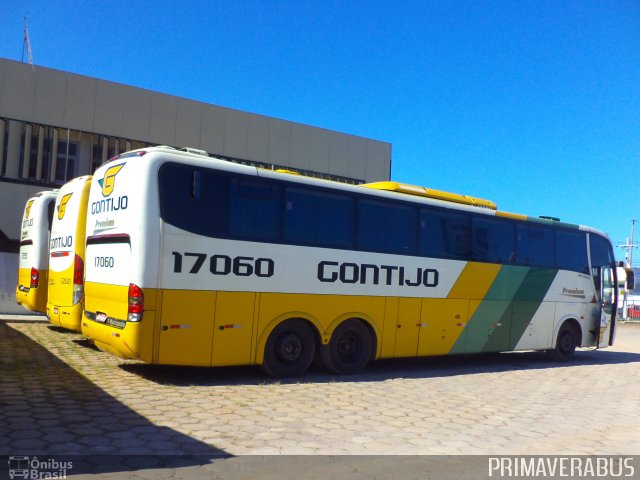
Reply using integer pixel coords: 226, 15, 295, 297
596, 265, 616, 348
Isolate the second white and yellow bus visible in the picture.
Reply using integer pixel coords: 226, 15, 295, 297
46, 175, 92, 331
81, 147, 618, 376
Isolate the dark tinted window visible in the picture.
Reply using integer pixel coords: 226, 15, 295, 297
284, 187, 354, 248
419, 209, 471, 260
556, 230, 589, 273
472, 217, 515, 264
159, 163, 229, 237
358, 200, 417, 255
516, 224, 555, 268
590, 234, 614, 268
230, 178, 281, 241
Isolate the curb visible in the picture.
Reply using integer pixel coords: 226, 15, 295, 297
0, 314, 48, 323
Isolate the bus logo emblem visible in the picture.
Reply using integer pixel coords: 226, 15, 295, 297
99, 164, 125, 197
57, 193, 73, 220
25, 200, 34, 218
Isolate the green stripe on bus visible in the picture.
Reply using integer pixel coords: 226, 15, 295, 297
506, 268, 558, 350
450, 266, 529, 354
480, 267, 558, 353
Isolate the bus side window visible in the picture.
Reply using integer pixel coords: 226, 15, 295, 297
357, 199, 417, 255
159, 163, 229, 238
556, 230, 589, 274
472, 217, 515, 265
283, 187, 354, 249
516, 224, 555, 268
419, 209, 470, 260
229, 178, 281, 241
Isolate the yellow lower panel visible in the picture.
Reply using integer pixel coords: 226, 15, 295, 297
418, 298, 468, 356
212, 292, 256, 366
16, 268, 48, 313
84, 281, 129, 322
47, 264, 74, 309
394, 298, 421, 357
159, 290, 215, 366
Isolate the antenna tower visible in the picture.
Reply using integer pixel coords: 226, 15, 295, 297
616, 219, 638, 267
22, 17, 34, 65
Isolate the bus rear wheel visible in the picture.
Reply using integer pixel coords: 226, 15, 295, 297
261, 319, 315, 377
320, 319, 372, 375
549, 323, 578, 362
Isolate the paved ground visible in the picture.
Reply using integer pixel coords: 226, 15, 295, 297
1, 319, 639, 478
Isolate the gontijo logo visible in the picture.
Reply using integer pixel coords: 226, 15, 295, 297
98, 163, 125, 197
57, 193, 73, 220
91, 163, 129, 215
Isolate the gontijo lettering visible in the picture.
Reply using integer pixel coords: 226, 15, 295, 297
91, 196, 128, 214
318, 261, 439, 287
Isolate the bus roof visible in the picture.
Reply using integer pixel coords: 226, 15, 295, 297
106, 146, 608, 239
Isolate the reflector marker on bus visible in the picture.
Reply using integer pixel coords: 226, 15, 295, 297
219, 324, 242, 330
168, 324, 190, 329
50, 251, 70, 257
416, 323, 427, 327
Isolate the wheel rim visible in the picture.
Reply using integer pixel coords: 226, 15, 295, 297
559, 331, 574, 353
275, 332, 303, 363
335, 330, 362, 364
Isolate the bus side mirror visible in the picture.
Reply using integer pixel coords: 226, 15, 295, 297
626, 269, 635, 290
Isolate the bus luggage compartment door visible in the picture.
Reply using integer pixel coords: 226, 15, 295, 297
159, 290, 215, 365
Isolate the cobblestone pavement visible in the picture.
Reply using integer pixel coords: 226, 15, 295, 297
1, 319, 639, 478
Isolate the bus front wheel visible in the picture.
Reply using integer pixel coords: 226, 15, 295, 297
262, 319, 315, 377
320, 319, 373, 375
549, 323, 578, 362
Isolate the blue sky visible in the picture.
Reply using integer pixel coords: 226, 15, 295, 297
2, 1, 639, 262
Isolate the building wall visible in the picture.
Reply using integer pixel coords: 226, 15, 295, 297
0, 57, 391, 314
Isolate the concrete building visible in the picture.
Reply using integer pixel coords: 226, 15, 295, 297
0, 57, 391, 313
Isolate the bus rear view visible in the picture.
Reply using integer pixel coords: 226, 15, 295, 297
47, 176, 91, 331
82, 152, 159, 362
16, 191, 57, 313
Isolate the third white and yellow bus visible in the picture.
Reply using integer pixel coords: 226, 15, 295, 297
81, 147, 618, 376
16, 190, 58, 313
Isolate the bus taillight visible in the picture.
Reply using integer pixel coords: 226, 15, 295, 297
30, 267, 39, 288
73, 255, 84, 305
128, 283, 144, 322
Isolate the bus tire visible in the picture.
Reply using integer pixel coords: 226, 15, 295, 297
549, 322, 578, 362
261, 319, 315, 377
320, 319, 372, 375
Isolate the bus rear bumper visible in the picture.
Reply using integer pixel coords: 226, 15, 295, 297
47, 302, 83, 332
82, 311, 155, 362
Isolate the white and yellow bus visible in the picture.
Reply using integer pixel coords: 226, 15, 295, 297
82, 146, 617, 376
16, 190, 58, 313
46, 176, 92, 331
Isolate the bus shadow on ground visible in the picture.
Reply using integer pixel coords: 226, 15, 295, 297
0, 322, 229, 475
120, 347, 640, 387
